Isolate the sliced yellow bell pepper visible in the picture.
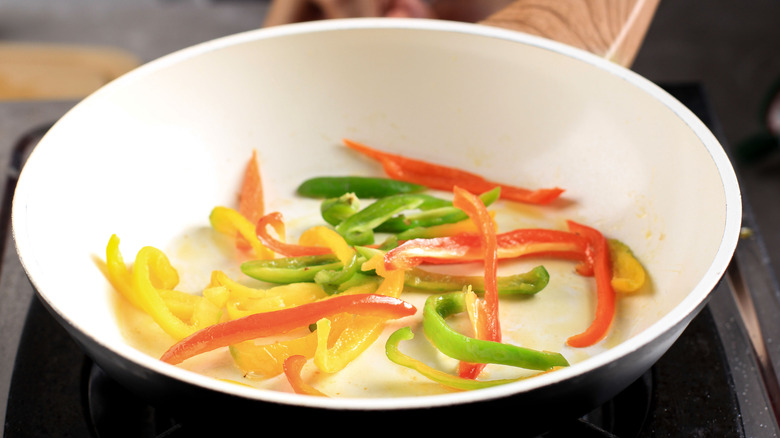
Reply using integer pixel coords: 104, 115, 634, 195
228, 279, 380, 377
158, 289, 200, 321
129, 245, 220, 340
202, 285, 229, 309
208, 270, 328, 320
362, 254, 405, 300
106, 235, 220, 339
463, 286, 488, 340
208, 270, 268, 302
313, 254, 405, 373
107, 234, 185, 307
105, 234, 144, 309
226, 283, 328, 320
313, 313, 385, 373
608, 239, 647, 293
298, 225, 354, 265
209, 206, 275, 259
230, 331, 319, 378
220, 224, 367, 378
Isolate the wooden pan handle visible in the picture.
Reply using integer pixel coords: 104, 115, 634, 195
479, 0, 660, 67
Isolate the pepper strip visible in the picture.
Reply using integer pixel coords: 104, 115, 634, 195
343, 138, 564, 205
209, 270, 273, 302
314, 316, 386, 373
406, 265, 549, 295
160, 293, 416, 365
228, 282, 376, 378
241, 254, 343, 284
323, 192, 456, 231
312, 254, 406, 373
237, 149, 264, 250
423, 292, 569, 370
298, 226, 363, 292
105, 234, 148, 309
239, 149, 264, 224
255, 212, 331, 257
375, 188, 500, 234
451, 186, 500, 379
394, 210, 496, 240
384, 227, 590, 272
464, 288, 489, 341
334, 194, 426, 245
565, 221, 616, 348
225, 283, 328, 320
299, 226, 354, 266
208, 270, 328, 319
243, 248, 549, 295
357, 245, 549, 295
105, 235, 214, 322
320, 193, 361, 226
385, 327, 548, 391
297, 176, 425, 199
608, 239, 646, 293
210, 206, 275, 259
230, 331, 320, 378
132, 246, 220, 340
283, 355, 328, 396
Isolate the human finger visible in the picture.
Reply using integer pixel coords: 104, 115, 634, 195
384, 0, 434, 18
263, 0, 320, 27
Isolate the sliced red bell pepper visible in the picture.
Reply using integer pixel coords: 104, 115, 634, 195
451, 186, 500, 379
384, 227, 590, 272
380, 157, 564, 205
255, 212, 332, 257
565, 220, 616, 348
343, 138, 564, 205
237, 150, 264, 250
160, 293, 416, 365
283, 355, 328, 396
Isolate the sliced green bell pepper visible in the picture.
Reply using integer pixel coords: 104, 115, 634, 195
313, 252, 364, 294
406, 265, 549, 295
385, 327, 538, 390
320, 193, 361, 226
297, 176, 425, 199
423, 292, 569, 371
375, 187, 501, 233
335, 194, 428, 245
241, 254, 342, 283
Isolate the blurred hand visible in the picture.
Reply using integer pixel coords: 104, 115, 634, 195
263, 0, 434, 27
263, 0, 514, 26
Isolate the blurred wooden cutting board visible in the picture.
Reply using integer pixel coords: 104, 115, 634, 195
0, 43, 140, 100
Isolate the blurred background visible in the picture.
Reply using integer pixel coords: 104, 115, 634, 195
1, 0, 778, 150
1, 0, 779, 264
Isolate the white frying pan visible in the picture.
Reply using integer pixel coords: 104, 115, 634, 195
11, 0, 741, 432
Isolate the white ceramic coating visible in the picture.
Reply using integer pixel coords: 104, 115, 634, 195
12, 18, 741, 411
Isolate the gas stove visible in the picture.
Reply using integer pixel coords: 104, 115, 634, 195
1, 85, 778, 437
